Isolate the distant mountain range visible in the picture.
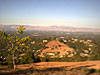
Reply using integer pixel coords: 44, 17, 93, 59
0, 25, 100, 32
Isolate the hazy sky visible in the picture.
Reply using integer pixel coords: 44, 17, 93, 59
0, 0, 100, 28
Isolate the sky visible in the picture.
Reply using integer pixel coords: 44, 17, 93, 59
0, 0, 100, 28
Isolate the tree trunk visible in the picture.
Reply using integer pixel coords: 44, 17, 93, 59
12, 52, 16, 70
12, 43, 16, 70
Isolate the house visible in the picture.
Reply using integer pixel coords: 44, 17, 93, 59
80, 53, 89, 57
87, 40, 92, 42
43, 40, 48, 43
63, 40, 67, 42
83, 50, 89, 53
59, 37, 64, 39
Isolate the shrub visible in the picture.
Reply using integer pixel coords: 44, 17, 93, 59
58, 45, 62, 47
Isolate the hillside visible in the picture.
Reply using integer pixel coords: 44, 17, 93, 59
39, 40, 75, 58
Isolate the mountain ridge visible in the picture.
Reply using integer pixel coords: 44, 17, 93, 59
0, 25, 100, 32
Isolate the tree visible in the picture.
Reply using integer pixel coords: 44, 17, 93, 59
0, 26, 31, 70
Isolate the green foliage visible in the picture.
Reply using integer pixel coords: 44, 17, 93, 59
84, 68, 100, 73
20, 51, 33, 64
6, 54, 13, 68
74, 56, 88, 61
58, 45, 62, 47
15, 26, 25, 34
55, 46, 58, 48
55, 52, 60, 55
0, 30, 9, 57
33, 43, 44, 50
43, 46, 49, 49
41, 57, 47, 62
0, 61, 1, 65
41, 57, 50, 62
41, 54, 88, 62
51, 48, 54, 50
59, 39, 64, 43
0, 26, 32, 69
48, 57, 68, 62
33, 51, 41, 62
66, 41, 89, 50
88, 46, 100, 60
1, 26, 100, 64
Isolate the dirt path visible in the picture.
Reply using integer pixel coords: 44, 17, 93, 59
0, 61, 100, 75
16, 61, 100, 70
